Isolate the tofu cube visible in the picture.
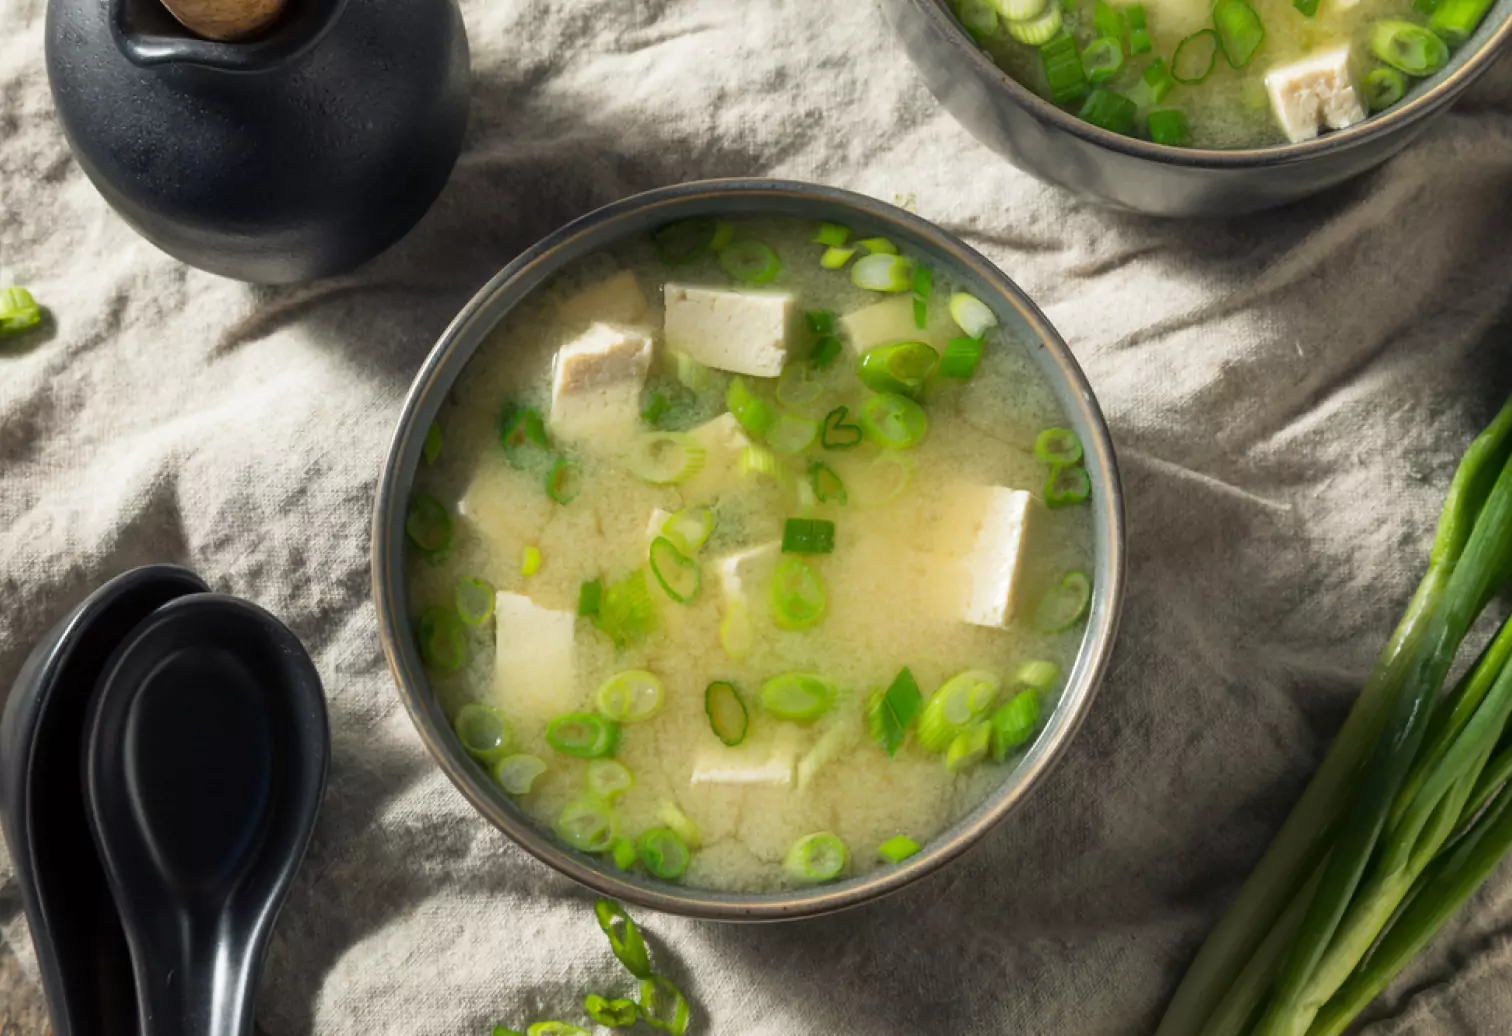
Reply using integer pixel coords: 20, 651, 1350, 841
952, 487, 1035, 628
494, 592, 578, 724
691, 727, 801, 787
549, 323, 654, 443
663, 284, 791, 377
679, 412, 755, 499
840, 295, 955, 356
1265, 47, 1366, 144
557, 270, 649, 328
714, 542, 779, 600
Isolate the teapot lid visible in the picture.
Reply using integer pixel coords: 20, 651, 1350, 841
112, 0, 345, 72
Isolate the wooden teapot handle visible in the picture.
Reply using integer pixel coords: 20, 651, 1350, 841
157, 0, 287, 41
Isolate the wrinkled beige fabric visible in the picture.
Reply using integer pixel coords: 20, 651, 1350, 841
4, 0, 1512, 1032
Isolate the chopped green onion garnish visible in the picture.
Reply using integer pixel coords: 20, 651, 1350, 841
726, 377, 777, 437
820, 246, 857, 270
417, 606, 467, 671
1431, 0, 1493, 44
784, 832, 848, 883
996, 0, 1045, 19
705, 681, 749, 745
546, 712, 620, 758
637, 974, 691, 1035
821, 405, 863, 450
939, 336, 984, 379
1142, 58, 1176, 103
658, 801, 702, 847
766, 412, 820, 454
878, 835, 922, 863
578, 579, 603, 616
1126, 2, 1147, 29
810, 334, 842, 370
850, 452, 915, 508
856, 340, 938, 397
958, 0, 1002, 33
858, 237, 898, 254
1045, 463, 1092, 507
858, 393, 929, 449
627, 432, 707, 484
1079, 88, 1137, 134
913, 298, 928, 330
719, 239, 782, 284
1039, 35, 1090, 106
1034, 427, 1084, 466
868, 666, 924, 757
499, 404, 549, 465
851, 253, 913, 293
1006, 5, 1062, 44
948, 291, 998, 338
1130, 27, 1152, 53
1035, 572, 1092, 633
782, 517, 836, 554
641, 390, 671, 428
768, 558, 827, 630
593, 570, 658, 647
587, 759, 635, 800
1093, 0, 1125, 37
405, 492, 452, 553
813, 223, 851, 247
584, 994, 638, 1028
912, 263, 933, 300
611, 837, 638, 870
776, 360, 824, 406
1082, 37, 1124, 84
594, 898, 652, 978
519, 545, 541, 576
709, 220, 735, 251
1294, 0, 1318, 16
527, 1023, 588, 1036
1172, 29, 1220, 83
991, 689, 1043, 760
653, 219, 718, 265
0, 287, 42, 338
422, 421, 443, 465
455, 577, 496, 625
719, 599, 754, 659
454, 702, 511, 764
809, 461, 847, 505
1017, 660, 1061, 690
597, 669, 665, 724
738, 443, 788, 484
945, 720, 993, 773
1365, 66, 1408, 111
649, 536, 701, 604
661, 505, 715, 555
917, 669, 1002, 752
673, 350, 714, 393
1147, 108, 1192, 147
545, 457, 580, 504
806, 309, 836, 334
1369, 20, 1449, 75
637, 828, 691, 879
1214, 0, 1265, 68
761, 671, 836, 722
493, 753, 546, 794
556, 797, 616, 852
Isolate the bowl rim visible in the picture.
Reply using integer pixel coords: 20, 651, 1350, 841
371, 177, 1127, 921
899, 0, 1512, 168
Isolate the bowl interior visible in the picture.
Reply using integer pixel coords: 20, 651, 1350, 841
371, 179, 1126, 920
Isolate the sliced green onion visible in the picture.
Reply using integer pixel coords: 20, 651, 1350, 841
776, 360, 824, 406
405, 492, 452, 553
596, 669, 665, 724
809, 461, 847, 505
1130, 27, 1152, 53
545, 457, 581, 504
637, 975, 691, 1035
1415, 0, 1440, 12
991, 689, 1043, 760
1365, 67, 1408, 112
820, 246, 857, 270
649, 536, 701, 604
784, 832, 848, 883
1006, 5, 1062, 44
806, 309, 836, 334
611, 837, 638, 870
726, 377, 777, 437
1079, 88, 1138, 134
939, 336, 984, 379
653, 219, 718, 265
661, 505, 715, 554
947, 292, 998, 338
455, 577, 495, 625
1214, 0, 1265, 67
821, 406, 864, 450
578, 579, 603, 616
739, 444, 788, 484
813, 223, 851, 247
673, 349, 714, 393
641, 391, 671, 428
709, 220, 735, 251
1431, 0, 1495, 44
859, 393, 929, 449
455, 703, 512, 764
768, 558, 827, 631
1034, 572, 1092, 633
1039, 35, 1090, 106
627, 433, 706, 485
499, 405, 549, 466
858, 237, 898, 254
782, 517, 836, 554
719, 598, 754, 659
587, 759, 635, 800
519, 545, 541, 576
637, 827, 691, 879
946, 720, 993, 773
594, 898, 652, 978
1295, 0, 1320, 15
556, 797, 616, 852
1082, 38, 1124, 83
766, 412, 820, 454
1017, 659, 1061, 690
1142, 58, 1176, 103
659, 801, 702, 847
493, 753, 546, 794
418, 606, 467, 671
546, 712, 620, 758
761, 671, 836, 722
851, 253, 913, 293
958, 0, 1001, 33
527, 1023, 588, 1036
868, 666, 924, 757
918, 669, 1002, 752
809, 334, 842, 370
1369, 20, 1449, 75
422, 421, 443, 465
850, 452, 915, 508
719, 239, 782, 284
0, 287, 42, 337
1093, 0, 1125, 37
1147, 108, 1192, 147
705, 681, 749, 745
1126, 2, 1147, 28
878, 835, 922, 863
856, 341, 939, 397
584, 994, 638, 1028
1045, 463, 1092, 507
1034, 427, 1084, 466
995, 0, 1045, 20
913, 298, 928, 330
594, 570, 658, 648
1172, 28, 1220, 84
912, 266, 933, 307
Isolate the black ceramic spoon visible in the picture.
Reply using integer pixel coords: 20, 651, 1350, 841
84, 593, 329, 1036
0, 564, 209, 1036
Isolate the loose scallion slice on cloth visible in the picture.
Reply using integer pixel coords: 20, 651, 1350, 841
705, 681, 749, 745
455, 577, 496, 624
1368, 19, 1449, 74
546, 713, 620, 758
649, 536, 701, 603
638, 974, 691, 1035
556, 798, 616, 852
785, 832, 848, 883
405, 492, 452, 552
878, 835, 922, 863
417, 606, 467, 671
595, 898, 653, 978
0, 287, 42, 337
584, 994, 638, 1028
527, 1023, 588, 1036
761, 672, 836, 722
637, 828, 691, 879
597, 669, 665, 723
454, 702, 511, 764
769, 558, 827, 629
493, 753, 546, 795
868, 666, 924, 756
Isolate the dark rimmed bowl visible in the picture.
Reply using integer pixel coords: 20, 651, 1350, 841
371, 178, 1126, 921
881, 0, 1512, 215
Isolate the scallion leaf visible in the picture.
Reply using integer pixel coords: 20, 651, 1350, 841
422, 421, 443, 465
596, 669, 665, 723
1093, 0, 1126, 38
878, 835, 922, 863
595, 898, 653, 978
813, 223, 851, 247
1039, 35, 1090, 106
761, 671, 836, 721
418, 606, 466, 670
782, 517, 836, 554
991, 689, 1042, 760
806, 309, 837, 334
405, 492, 452, 553
809, 461, 847, 505
578, 578, 603, 617
912, 263, 933, 300
868, 666, 924, 757
1431, 0, 1494, 44
1142, 57, 1176, 103
809, 334, 842, 370
546, 713, 620, 758
939, 336, 984, 379
784, 832, 848, 883
705, 681, 749, 745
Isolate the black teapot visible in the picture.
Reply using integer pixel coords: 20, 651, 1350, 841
46, 0, 471, 283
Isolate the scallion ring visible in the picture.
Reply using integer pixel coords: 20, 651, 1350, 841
856, 341, 938, 397
417, 606, 466, 671
850, 253, 913, 293
760, 671, 836, 722
1172, 28, 1220, 84
637, 828, 691, 880
405, 492, 452, 553
587, 759, 635, 801
766, 412, 820, 455
784, 832, 848, 883
627, 433, 706, 485
1368, 19, 1448, 75
1034, 572, 1092, 633
809, 461, 847, 505
918, 669, 1002, 751
454, 703, 511, 764
661, 505, 714, 555
768, 557, 826, 630
596, 669, 665, 724
705, 681, 749, 745
1045, 464, 1092, 508
649, 536, 701, 604
545, 457, 581, 504
821, 405, 864, 450
493, 753, 546, 794
583, 994, 638, 1029
455, 576, 495, 625
718, 239, 782, 284
1034, 427, 1084, 466
858, 393, 929, 449
546, 712, 620, 758
556, 797, 616, 852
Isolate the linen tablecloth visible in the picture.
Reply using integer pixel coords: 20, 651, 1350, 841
4, 1, 1512, 1032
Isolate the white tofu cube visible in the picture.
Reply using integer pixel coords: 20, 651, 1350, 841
679, 413, 755, 499
959, 487, 1035, 628
839, 295, 955, 355
557, 270, 649, 327
714, 542, 779, 600
1265, 47, 1366, 144
691, 727, 801, 787
663, 284, 791, 377
549, 323, 654, 443
493, 592, 577, 724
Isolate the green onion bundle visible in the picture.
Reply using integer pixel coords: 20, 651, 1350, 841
1157, 396, 1512, 1036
